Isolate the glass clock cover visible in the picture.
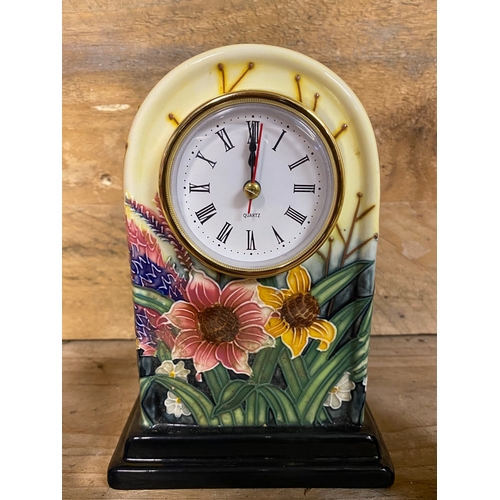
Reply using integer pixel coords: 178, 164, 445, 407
159, 93, 344, 277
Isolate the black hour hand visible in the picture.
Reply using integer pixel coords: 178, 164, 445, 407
247, 120, 259, 172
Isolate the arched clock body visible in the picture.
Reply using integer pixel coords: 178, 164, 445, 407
109, 44, 393, 489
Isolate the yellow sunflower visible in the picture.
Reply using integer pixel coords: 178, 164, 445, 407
258, 266, 337, 358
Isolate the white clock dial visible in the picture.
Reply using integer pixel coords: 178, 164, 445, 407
160, 93, 343, 277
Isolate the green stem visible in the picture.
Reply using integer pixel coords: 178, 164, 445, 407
233, 408, 245, 425
257, 393, 268, 425
252, 343, 283, 383
259, 384, 301, 425
245, 392, 257, 425
292, 356, 309, 386
203, 370, 222, 396
132, 285, 173, 314
278, 348, 303, 400
139, 378, 154, 427
203, 369, 233, 425
260, 391, 285, 424
207, 365, 234, 399
302, 340, 321, 369
316, 407, 333, 424
250, 347, 272, 377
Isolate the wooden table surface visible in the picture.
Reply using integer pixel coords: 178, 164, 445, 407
62, 335, 436, 499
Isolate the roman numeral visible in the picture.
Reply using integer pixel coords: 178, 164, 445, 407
272, 129, 287, 151
246, 230, 256, 251
195, 203, 217, 225
293, 184, 316, 193
272, 226, 284, 244
247, 120, 260, 143
189, 183, 210, 193
288, 155, 310, 170
195, 150, 217, 168
215, 127, 235, 152
284, 206, 307, 225
216, 222, 233, 244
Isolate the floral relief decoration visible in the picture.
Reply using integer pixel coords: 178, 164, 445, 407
126, 194, 375, 427
164, 391, 192, 418
258, 265, 336, 358
323, 372, 356, 410
165, 269, 273, 381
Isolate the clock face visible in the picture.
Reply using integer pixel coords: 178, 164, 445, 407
159, 92, 344, 277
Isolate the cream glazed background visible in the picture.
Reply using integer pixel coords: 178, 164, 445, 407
124, 43, 379, 280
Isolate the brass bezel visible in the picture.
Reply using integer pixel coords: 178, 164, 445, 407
158, 91, 345, 278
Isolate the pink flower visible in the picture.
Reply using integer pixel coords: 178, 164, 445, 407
164, 270, 274, 381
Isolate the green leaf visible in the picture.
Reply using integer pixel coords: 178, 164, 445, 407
213, 363, 231, 385
244, 391, 258, 425
310, 261, 373, 306
153, 375, 218, 426
258, 276, 278, 288
232, 407, 246, 426
258, 385, 301, 425
203, 369, 235, 425
139, 376, 154, 396
357, 302, 373, 340
250, 347, 272, 380
299, 335, 371, 424
213, 380, 256, 417
350, 354, 368, 373
155, 340, 171, 362
132, 285, 174, 314
316, 407, 333, 424
256, 393, 269, 425
203, 369, 223, 398
251, 344, 282, 384
350, 302, 373, 382
348, 335, 370, 381
212, 368, 246, 425
297, 339, 358, 424
139, 376, 155, 428
277, 343, 304, 401
350, 365, 368, 383
297, 302, 373, 423
291, 355, 309, 384
305, 297, 372, 375
354, 336, 370, 360
138, 376, 158, 427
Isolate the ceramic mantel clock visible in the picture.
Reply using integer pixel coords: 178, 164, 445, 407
108, 44, 394, 489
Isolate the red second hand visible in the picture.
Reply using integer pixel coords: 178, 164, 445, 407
247, 123, 264, 214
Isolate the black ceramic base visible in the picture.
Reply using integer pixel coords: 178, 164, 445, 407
108, 398, 394, 489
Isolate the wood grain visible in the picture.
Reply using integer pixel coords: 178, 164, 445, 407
373, 201, 436, 335
62, 335, 437, 498
62, 0, 436, 339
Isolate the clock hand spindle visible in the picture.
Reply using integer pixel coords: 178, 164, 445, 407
247, 123, 264, 214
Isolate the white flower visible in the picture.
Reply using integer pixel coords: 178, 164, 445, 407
155, 360, 190, 380
323, 372, 356, 410
164, 391, 191, 418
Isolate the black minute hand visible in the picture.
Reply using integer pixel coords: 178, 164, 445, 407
247, 121, 258, 178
